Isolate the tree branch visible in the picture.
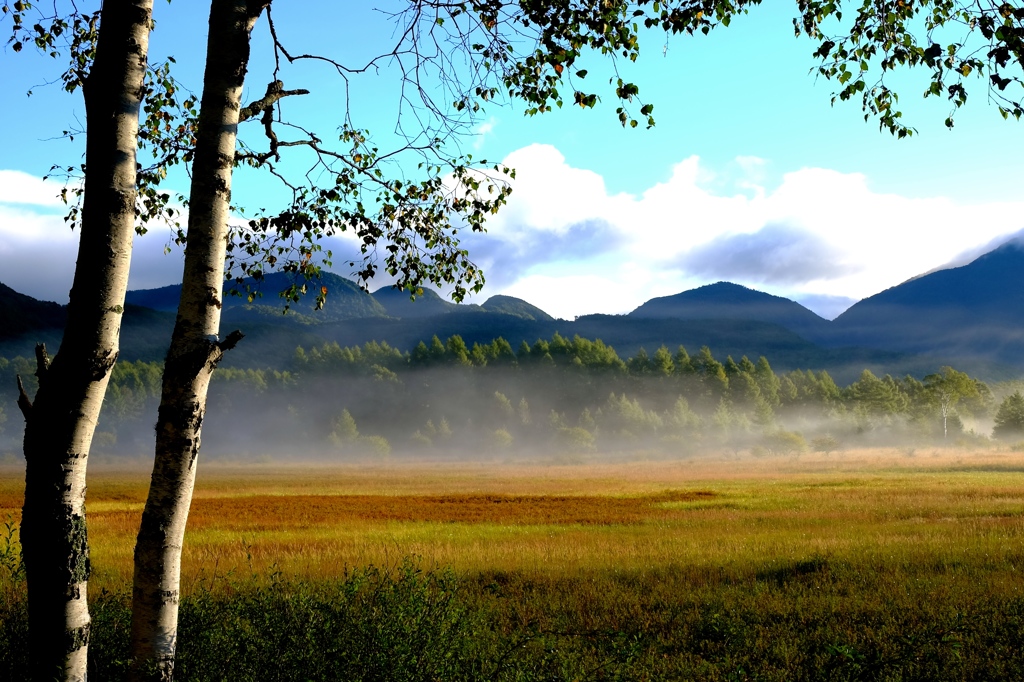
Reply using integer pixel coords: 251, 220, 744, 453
239, 80, 309, 122
218, 330, 245, 352
34, 343, 50, 380
16, 375, 33, 418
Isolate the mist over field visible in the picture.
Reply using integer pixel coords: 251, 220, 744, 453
4, 332, 1017, 467
8, 241, 1024, 471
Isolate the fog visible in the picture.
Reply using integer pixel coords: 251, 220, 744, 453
2, 338, 1008, 467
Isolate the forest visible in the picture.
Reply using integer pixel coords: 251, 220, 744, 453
5, 332, 1021, 462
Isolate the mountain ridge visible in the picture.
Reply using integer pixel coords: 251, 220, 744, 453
628, 281, 831, 342
828, 240, 1024, 364
5, 238, 1024, 380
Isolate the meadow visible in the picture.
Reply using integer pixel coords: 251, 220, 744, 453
3, 448, 1024, 679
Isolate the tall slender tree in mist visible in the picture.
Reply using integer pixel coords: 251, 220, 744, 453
923, 367, 979, 439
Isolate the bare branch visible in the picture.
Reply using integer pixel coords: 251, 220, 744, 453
218, 330, 245, 352
16, 375, 32, 418
34, 343, 50, 380
239, 80, 309, 122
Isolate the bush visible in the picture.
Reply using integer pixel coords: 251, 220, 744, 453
175, 561, 478, 681
555, 427, 595, 453
358, 435, 392, 458
490, 428, 513, 450
764, 430, 808, 456
811, 435, 840, 455
409, 432, 432, 449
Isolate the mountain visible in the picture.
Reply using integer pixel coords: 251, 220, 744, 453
480, 295, 555, 321
628, 282, 832, 342
118, 305, 177, 360
569, 314, 932, 381
371, 286, 464, 319
370, 289, 555, 322
830, 240, 1024, 366
238, 308, 917, 383
0, 282, 66, 340
126, 271, 388, 323
7, 238, 1024, 381
121, 283, 181, 312
0, 283, 175, 361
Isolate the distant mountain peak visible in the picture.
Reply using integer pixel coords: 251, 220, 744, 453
628, 281, 830, 342
831, 238, 1024, 365
371, 285, 461, 319
0, 281, 66, 340
126, 271, 387, 322
974, 236, 1024, 262
481, 295, 554, 321
911, 230, 1024, 282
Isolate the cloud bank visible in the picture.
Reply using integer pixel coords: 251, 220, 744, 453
677, 224, 858, 286
456, 144, 1024, 319
3, 146, 1023, 321
0, 171, 187, 303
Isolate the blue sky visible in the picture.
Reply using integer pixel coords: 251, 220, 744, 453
1, 1, 1022, 319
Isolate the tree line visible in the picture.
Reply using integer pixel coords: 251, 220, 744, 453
7, 333, 1023, 462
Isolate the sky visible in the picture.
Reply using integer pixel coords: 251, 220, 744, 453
1, 1, 1022, 320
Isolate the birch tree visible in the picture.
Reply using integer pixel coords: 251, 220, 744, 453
4, 2, 155, 680
129, 3, 267, 677
923, 366, 981, 439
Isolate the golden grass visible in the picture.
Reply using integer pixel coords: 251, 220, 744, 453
2, 447, 1024, 592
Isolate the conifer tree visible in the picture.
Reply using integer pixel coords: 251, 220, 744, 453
994, 392, 1024, 440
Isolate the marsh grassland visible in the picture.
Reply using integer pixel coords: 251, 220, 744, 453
3, 449, 1024, 679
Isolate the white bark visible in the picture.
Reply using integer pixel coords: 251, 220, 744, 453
130, 2, 265, 678
19, 3, 153, 680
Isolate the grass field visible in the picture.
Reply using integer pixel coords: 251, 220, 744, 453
3, 448, 1024, 679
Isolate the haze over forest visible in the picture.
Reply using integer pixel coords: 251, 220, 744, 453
4, 236, 1024, 463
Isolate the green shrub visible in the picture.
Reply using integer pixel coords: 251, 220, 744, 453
490, 428, 513, 450
555, 426, 595, 453
994, 391, 1024, 440
5, 557, 1024, 680
764, 430, 808, 456
358, 435, 392, 458
812, 435, 840, 455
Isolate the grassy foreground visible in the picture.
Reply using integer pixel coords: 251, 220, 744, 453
2, 449, 1024, 679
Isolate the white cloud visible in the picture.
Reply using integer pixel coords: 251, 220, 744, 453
0, 204, 80, 302
0, 195, 187, 303
498, 274, 642, 320
4, 153, 1024, 322
0, 170, 67, 207
472, 116, 498, 150
492, 144, 635, 233
460, 144, 1024, 318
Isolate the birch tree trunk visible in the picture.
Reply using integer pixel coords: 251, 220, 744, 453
129, 2, 267, 678
18, 3, 153, 681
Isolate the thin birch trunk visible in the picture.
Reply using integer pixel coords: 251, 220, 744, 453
129, 2, 266, 678
18, 3, 153, 681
